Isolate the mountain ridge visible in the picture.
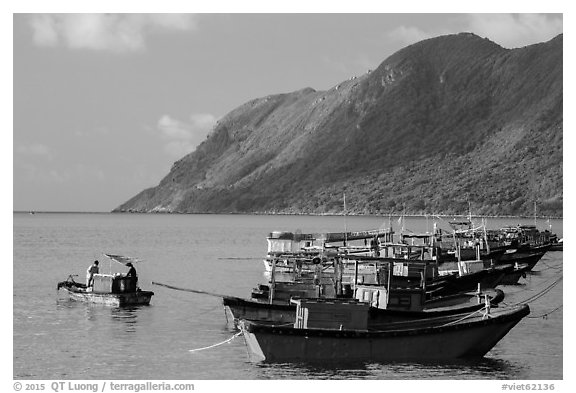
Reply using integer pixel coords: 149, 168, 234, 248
115, 33, 563, 217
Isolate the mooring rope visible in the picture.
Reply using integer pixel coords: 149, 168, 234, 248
151, 281, 224, 298
189, 332, 243, 353
527, 305, 563, 319
517, 275, 563, 304
503, 272, 562, 298
536, 261, 563, 271
498, 275, 564, 320
439, 308, 486, 327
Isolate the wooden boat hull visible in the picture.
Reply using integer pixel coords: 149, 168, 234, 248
59, 286, 154, 306
224, 296, 296, 324
548, 244, 563, 252
438, 248, 506, 263
498, 246, 549, 271
224, 289, 505, 326
498, 263, 530, 285
430, 265, 510, 297
240, 304, 530, 363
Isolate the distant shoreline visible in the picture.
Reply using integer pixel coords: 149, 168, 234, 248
13, 211, 564, 220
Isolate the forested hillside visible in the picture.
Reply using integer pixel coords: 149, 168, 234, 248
115, 33, 563, 217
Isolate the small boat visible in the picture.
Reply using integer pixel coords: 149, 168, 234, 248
57, 254, 154, 306
239, 298, 530, 363
57, 276, 154, 306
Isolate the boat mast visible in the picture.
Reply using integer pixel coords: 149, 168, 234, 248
401, 203, 406, 233
483, 218, 490, 254
343, 193, 348, 246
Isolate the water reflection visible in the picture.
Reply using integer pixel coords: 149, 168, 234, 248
373, 357, 524, 379
469, 357, 524, 378
110, 307, 141, 333
253, 356, 524, 380
55, 298, 147, 333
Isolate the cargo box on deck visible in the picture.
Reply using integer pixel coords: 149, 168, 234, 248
92, 274, 137, 293
92, 274, 114, 293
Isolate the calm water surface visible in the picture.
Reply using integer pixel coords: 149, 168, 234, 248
13, 213, 563, 379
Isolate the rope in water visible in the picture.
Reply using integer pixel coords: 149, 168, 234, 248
527, 305, 563, 319
501, 271, 562, 298
498, 274, 563, 319
151, 281, 224, 298
189, 332, 243, 353
536, 260, 563, 271
517, 275, 563, 304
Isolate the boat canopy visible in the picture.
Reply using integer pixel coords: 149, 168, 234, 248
104, 253, 142, 265
323, 229, 394, 243
268, 229, 393, 242
401, 232, 433, 239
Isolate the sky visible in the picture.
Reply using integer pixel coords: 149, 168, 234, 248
11, 7, 565, 212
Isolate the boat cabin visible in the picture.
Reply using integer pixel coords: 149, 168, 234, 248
266, 232, 321, 254
266, 228, 395, 255
355, 285, 425, 311
500, 225, 554, 247
292, 298, 370, 330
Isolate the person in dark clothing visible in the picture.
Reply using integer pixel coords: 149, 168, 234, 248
125, 262, 138, 289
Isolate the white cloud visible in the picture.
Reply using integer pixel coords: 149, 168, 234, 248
157, 114, 217, 157
385, 14, 562, 52
386, 25, 437, 48
29, 14, 59, 46
28, 14, 198, 52
466, 14, 562, 48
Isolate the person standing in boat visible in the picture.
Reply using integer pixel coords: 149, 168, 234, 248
86, 260, 99, 288
125, 262, 138, 289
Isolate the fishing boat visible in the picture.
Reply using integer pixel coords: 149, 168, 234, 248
239, 298, 530, 363
498, 244, 551, 271
433, 220, 508, 263
549, 238, 563, 251
500, 224, 555, 248
57, 254, 154, 306
256, 239, 508, 307
224, 287, 504, 325
497, 263, 531, 285
263, 228, 394, 273
225, 255, 505, 325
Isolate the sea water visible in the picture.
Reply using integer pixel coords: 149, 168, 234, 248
12, 212, 563, 379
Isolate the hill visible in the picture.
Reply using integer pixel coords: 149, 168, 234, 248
114, 33, 563, 217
